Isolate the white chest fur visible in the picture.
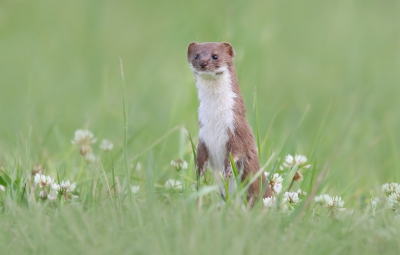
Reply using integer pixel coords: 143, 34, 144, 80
195, 70, 237, 172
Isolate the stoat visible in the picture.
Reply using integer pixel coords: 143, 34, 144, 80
187, 42, 272, 205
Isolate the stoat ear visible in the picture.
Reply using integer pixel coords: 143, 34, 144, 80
221, 42, 235, 57
187, 42, 198, 59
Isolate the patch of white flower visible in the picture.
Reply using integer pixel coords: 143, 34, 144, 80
34, 173, 53, 188
0, 185, 5, 192
388, 192, 400, 208
263, 189, 306, 212
170, 159, 188, 171
264, 172, 283, 194
71, 129, 97, 146
325, 196, 346, 211
52, 180, 76, 195
283, 191, 300, 204
315, 194, 346, 218
100, 139, 114, 151
131, 185, 140, 194
382, 183, 400, 196
280, 154, 311, 170
380, 182, 400, 211
71, 129, 99, 161
263, 196, 277, 208
164, 179, 183, 190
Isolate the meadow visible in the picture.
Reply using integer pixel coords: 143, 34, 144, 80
1, 0, 400, 254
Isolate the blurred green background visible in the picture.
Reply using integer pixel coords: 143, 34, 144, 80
1, 0, 399, 193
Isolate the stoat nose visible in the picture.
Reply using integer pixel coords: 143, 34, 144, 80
199, 61, 208, 68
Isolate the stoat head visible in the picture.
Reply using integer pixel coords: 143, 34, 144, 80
187, 42, 235, 78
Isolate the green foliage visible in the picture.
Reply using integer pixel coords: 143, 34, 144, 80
1, 0, 400, 254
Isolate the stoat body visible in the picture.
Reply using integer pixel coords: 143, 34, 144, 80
187, 42, 272, 204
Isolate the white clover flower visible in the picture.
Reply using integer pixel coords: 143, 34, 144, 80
315, 194, 331, 205
34, 173, 53, 188
265, 172, 283, 194
131, 185, 140, 194
170, 159, 188, 171
0, 185, 5, 192
85, 153, 97, 163
164, 179, 183, 190
382, 183, 400, 196
324, 196, 346, 212
388, 192, 400, 208
280, 154, 311, 170
100, 139, 114, 151
315, 194, 346, 218
71, 129, 97, 146
263, 196, 277, 208
52, 180, 76, 195
283, 191, 300, 204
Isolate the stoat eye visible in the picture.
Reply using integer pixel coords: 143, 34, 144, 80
212, 54, 218, 60
194, 54, 199, 59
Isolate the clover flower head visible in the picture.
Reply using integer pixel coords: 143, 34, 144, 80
52, 180, 76, 195
280, 154, 311, 170
283, 191, 300, 205
263, 196, 277, 208
265, 172, 283, 194
34, 173, 53, 188
388, 192, 400, 208
0, 185, 5, 192
324, 196, 346, 212
100, 139, 114, 151
72, 129, 96, 146
382, 183, 400, 196
170, 159, 188, 171
164, 179, 183, 190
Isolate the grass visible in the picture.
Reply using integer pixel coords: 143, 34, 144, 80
1, 0, 400, 254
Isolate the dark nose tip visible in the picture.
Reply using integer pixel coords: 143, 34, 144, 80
200, 61, 208, 68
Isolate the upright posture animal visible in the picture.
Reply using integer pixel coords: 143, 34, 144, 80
187, 42, 272, 205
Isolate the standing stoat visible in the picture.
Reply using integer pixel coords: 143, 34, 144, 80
187, 42, 272, 205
